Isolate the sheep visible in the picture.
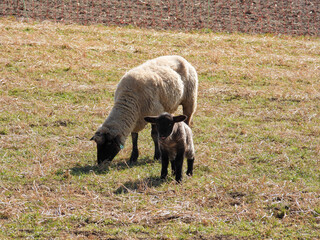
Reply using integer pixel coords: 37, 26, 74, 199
144, 112, 195, 183
90, 55, 198, 164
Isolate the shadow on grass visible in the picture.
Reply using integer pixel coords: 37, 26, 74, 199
114, 175, 164, 194
70, 164, 109, 175
69, 157, 157, 176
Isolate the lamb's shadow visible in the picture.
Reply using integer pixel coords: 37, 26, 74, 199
70, 157, 157, 176
114, 175, 164, 194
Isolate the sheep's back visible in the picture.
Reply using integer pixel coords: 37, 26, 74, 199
114, 56, 197, 132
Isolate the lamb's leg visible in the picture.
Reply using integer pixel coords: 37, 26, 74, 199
186, 158, 194, 176
170, 160, 176, 176
175, 149, 185, 183
151, 124, 160, 161
129, 132, 139, 163
160, 148, 169, 179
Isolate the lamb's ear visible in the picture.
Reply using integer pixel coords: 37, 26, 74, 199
144, 116, 157, 124
90, 136, 95, 141
173, 115, 187, 123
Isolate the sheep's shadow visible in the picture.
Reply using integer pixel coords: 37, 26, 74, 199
69, 164, 109, 176
70, 157, 157, 176
114, 175, 164, 194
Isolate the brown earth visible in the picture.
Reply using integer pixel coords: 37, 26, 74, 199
1, 0, 319, 35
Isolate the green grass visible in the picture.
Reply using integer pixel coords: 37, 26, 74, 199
1, 17, 320, 239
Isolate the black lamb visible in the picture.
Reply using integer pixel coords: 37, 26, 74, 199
144, 112, 195, 183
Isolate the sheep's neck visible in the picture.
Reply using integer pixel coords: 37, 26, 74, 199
103, 98, 139, 139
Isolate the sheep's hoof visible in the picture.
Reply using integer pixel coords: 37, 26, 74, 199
160, 175, 167, 180
98, 161, 110, 171
129, 158, 137, 164
128, 159, 137, 166
129, 151, 139, 163
175, 174, 182, 183
186, 171, 193, 176
175, 179, 182, 184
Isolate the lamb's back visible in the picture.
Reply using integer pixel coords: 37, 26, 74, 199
160, 122, 195, 160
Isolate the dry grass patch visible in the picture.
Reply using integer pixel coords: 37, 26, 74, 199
1, 17, 320, 239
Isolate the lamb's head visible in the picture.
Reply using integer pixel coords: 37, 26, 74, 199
90, 127, 123, 164
144, 112, 186, 141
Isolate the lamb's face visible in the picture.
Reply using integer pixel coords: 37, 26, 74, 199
145, 113, 187, 141
91, 131, 121, 164
156, 115, 175, 140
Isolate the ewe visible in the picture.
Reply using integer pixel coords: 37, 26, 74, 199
91, 55, 198, 164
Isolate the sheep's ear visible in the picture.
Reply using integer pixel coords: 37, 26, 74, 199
90, 132, 106, 144
173, 115, 187, 123
105, 132, 112, 141
144, 116, 157, 124
114, 135, 124, 149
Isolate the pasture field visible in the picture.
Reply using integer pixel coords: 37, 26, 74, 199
0, 17, 320, 239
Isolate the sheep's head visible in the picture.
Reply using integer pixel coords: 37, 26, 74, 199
144, 112, 186, 141
90, 130, 123, 164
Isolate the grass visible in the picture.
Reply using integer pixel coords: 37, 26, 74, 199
1, 17, 320, 239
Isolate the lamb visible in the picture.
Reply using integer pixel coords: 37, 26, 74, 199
90, 55, 198, 164
144, 112, 195, 183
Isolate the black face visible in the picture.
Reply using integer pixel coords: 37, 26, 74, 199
156, 115, 175, 140
91, 132, 121, 164
144, 113, 187, 141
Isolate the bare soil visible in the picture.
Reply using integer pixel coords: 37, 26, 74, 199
1, 0, 320, 35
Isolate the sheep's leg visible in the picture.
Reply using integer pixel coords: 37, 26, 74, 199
175, 149, 185, 183
186, 158, 194, 176
160, 149, 169, 179
129, 132, 139, 163
151, 124, 161, 161
182, 103, 196, 126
